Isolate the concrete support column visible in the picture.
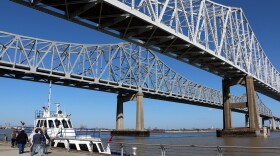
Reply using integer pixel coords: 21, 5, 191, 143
269, 120, 272, 129
136, 92, 144, 131
245, 76, 259, 129
116, 95, 124, 130
222, 79, 232, 129
258, 116, 261, 128
272, 118, 276, 130
278, 121, 280, 130
262, 117, 264, 127
245, 114, 249, 127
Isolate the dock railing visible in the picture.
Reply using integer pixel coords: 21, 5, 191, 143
0, 133, 7, 143
108, 142, 280, 156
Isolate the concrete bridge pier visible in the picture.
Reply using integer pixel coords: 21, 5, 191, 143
258, 115, 263, 128
272, 117, 276, 130
245, 114, 249, 127
222, 79, 232, 129
116, 94, 124, 130
112, 92, 150, 136
262, 118, 265, 128
217, 76, 263, 137
245, 76, 260, 129
258, 116, 262, 128
276, 120, 280, 130
136, 92, 144, 131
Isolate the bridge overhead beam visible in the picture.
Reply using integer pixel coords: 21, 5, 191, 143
68, 2, 99, 18
230, 102, 247, 109
230, 77, 246, 86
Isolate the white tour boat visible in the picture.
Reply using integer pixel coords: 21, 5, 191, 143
34, 81, 111, 154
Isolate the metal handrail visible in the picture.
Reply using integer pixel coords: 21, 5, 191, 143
0, 133, 7, 142
108, 141, 280, 156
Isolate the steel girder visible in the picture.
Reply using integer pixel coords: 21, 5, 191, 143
12, 0, 280, 102
0, 30, 272, 117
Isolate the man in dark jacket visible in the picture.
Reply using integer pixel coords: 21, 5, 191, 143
16, 128, 28, 154
30, 128, 42, 156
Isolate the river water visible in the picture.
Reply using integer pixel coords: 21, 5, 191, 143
2, 129, 280, 155
100, 131, 280, 147
101, 131, 280, 155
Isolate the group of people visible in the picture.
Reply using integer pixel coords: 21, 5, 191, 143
11, 127, 50, 155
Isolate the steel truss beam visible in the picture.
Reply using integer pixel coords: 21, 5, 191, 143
0, 30, 272, 117
12, 0, 280, 102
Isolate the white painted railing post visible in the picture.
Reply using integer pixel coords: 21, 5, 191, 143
120, 143, 124, 156
132, 147, 137, 156
161, 145, 166, 156
217, 146, 223, 156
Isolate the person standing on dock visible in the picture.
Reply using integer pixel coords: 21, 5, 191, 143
29, 128, 36, 151
30, 128, 42, 156
10, 128, 17, 148
16, 128, 28, 154
41, 130, 50, 154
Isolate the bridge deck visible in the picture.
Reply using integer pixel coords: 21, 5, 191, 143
0, 29, 273, 118
11, 0, 280, 102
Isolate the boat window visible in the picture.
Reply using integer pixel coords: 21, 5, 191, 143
68, 120, 72, 128
98, 143, 104, 152
48, 120, 54, 128
36, 120, 40, 127
92, 144, 99, 152
44, 120, 47, 128
55, 119, 61, 128
62, 119, 69, 128
40, 120, 45, 127
79, 144, 89, 151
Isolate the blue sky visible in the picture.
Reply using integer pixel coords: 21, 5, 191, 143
0, 0, 279, 129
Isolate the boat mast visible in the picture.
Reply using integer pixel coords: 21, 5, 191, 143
47, 80, 52, 116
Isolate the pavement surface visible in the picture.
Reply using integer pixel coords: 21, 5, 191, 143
0, 142, 108, 156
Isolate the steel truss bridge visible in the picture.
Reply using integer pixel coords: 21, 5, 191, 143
0, 31, 273, 117
12, 0, 280, 102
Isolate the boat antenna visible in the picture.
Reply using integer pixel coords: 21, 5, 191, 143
48, 80, 52, 113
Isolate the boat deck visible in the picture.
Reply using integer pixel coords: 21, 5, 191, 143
0, 142, 108, 156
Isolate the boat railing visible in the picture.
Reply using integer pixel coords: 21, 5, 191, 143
48, 128, 102, 140
108, 142, 280, 156
35, 110, 56, 118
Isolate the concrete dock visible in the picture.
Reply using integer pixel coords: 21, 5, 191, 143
0, 142, 107, 156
